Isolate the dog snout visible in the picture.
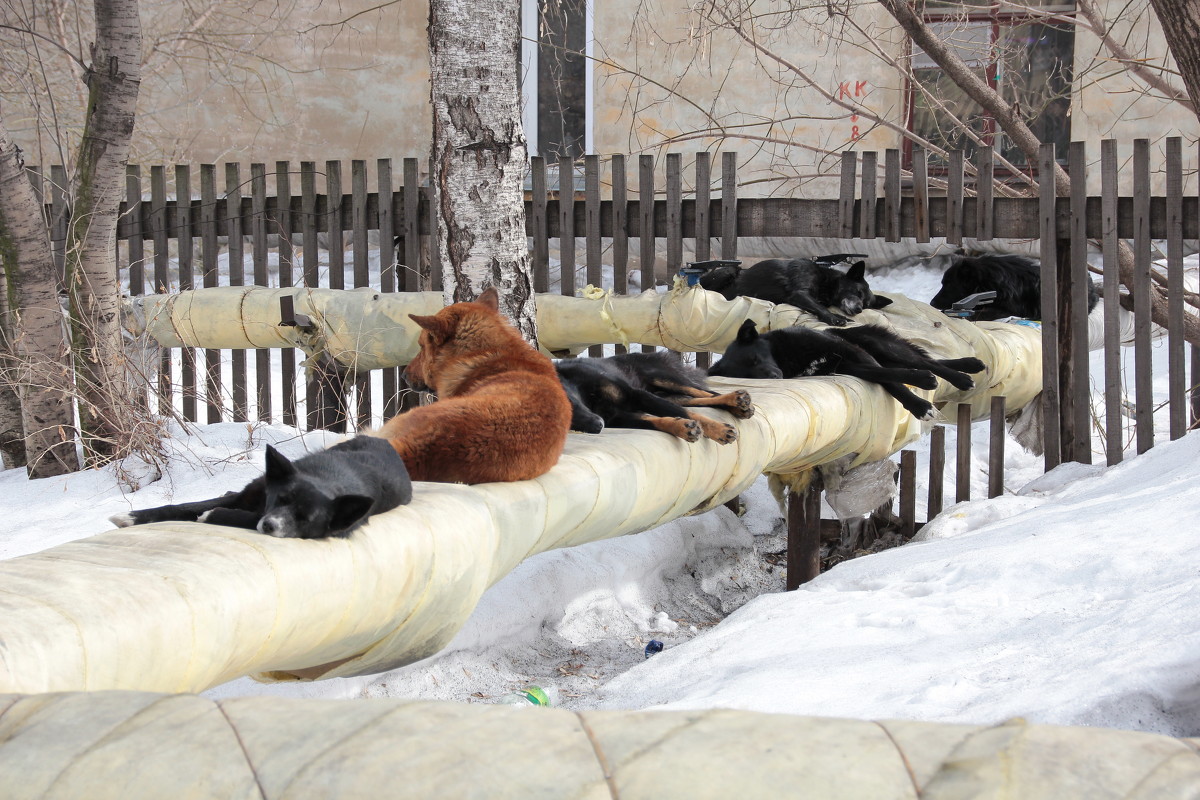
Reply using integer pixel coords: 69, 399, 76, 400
840, 297, 864, 316
402, 366, 430, 392
258, 516, 285, 537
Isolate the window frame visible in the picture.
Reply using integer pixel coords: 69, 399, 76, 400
903, 3, 1077, 177
521, 0, 594, 160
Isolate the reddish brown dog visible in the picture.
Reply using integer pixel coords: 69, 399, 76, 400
373, 287, 572, 483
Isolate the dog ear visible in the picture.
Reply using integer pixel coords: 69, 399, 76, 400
476, 286, 500, 310
736, 319, 759, 344
409, 313, 450, 342
264, 445, 296, 482
845, 261, 867, 281
870, 295, 894, 309
328, 494, 375, 535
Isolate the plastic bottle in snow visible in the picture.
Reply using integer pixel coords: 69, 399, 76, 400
495, 685, 554, 706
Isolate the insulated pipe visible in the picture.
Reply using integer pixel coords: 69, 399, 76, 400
1, 693, 1197, 799
0, 298, 1041, 693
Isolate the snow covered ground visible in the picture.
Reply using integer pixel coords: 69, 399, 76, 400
3, 253, 1199, 738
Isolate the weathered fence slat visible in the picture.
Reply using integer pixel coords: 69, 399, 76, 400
975, 146, 994, 241
276, 161, 299, 428
884, 149, 901, 243
838, 151, 856, 239
955, 403, 972, 504
530, 156, 550, 295
899, 450, 915, 538
251, 164, 272, 423
640, 155, 656, 353
946, 150, 964, 246
560, 156, 577, 298
225, 163, 247, 422
786, 482, 822, 591
860, 150, 877, 240
1068, 141, 1089, 464
694, 152, 712, 370
300, 162, 323, 432
1100, 141, 1122, 465
1132, 140, 1153, 454
928, 424, 945, 520
200, 164, 223, 425
912, 148, 929, 244
403, 158, 422, 292
125, 166, 144, 296
989, 396, 1006, 498
352, 159, 372, 428
377, 159, 401, 420
666, 153, 683, 284
720, 152, 737, 260
1165, 138, 1186, 440
174, 165, 197, 423
1039, 143, 1062, 471
586, 154, 603, 358
328, 160, 346, 291
694, 152, 711, 262
301, 162, 320, 289
611, 154, 629, 296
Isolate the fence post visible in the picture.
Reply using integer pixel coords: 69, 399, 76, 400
786, 478, 823, 590
1038, 143, 1062, 470
1165, 137, 1186, 441
1132, 139, 1154, 454
989, 396, 1006, 498
956, 403, 972, 503
1100, 141, 1122, 465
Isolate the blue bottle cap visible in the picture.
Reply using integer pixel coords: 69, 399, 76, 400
645, 640, 664, 658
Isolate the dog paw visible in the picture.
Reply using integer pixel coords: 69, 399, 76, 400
911, 371, 939, 391
706, 422, 739, 445
825, 314, 850, 327
730, 389, 755, 419
963, 358, 986, 373
948, 374, 975, 391
109, 512, 136, 528
680, 419, 703, 442
911, 402, 936, 421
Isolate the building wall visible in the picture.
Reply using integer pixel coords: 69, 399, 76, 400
4, 0, 1194, 195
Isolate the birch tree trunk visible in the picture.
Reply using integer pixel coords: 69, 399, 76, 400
428, 0, 536, 342
1148, 0, 1200, 120
0, 120, 81, 476
66, 0, 142, 462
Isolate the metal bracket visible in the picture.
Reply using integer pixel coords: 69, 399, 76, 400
278, 295, 315, 331
943, 291, 998, 320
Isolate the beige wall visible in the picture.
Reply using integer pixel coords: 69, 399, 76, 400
591, 0, 909, 198
133, 1, 433, 166
5, 0, 1194, 195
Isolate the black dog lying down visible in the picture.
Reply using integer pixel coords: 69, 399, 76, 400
930, 253, 1099, 321
110, 436, 413, 539
708, 320, 986, 420
699, 257, 892, 327
557, 351, 754, 444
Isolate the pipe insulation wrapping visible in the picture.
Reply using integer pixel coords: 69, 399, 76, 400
1, 693, 1198, 799
0, 292, 1041, 693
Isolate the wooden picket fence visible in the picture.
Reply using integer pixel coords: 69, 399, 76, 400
30, 139, 1200, 526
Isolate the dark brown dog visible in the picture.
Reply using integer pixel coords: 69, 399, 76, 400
373, 287, 572, 483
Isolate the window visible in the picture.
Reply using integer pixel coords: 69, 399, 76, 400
521, 0, 593, 160
907, 4, 1075, 169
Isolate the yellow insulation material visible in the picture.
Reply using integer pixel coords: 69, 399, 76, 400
1, 693, 1198, 799
128, 284, 1041, 383
0, 294, 1040, 693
